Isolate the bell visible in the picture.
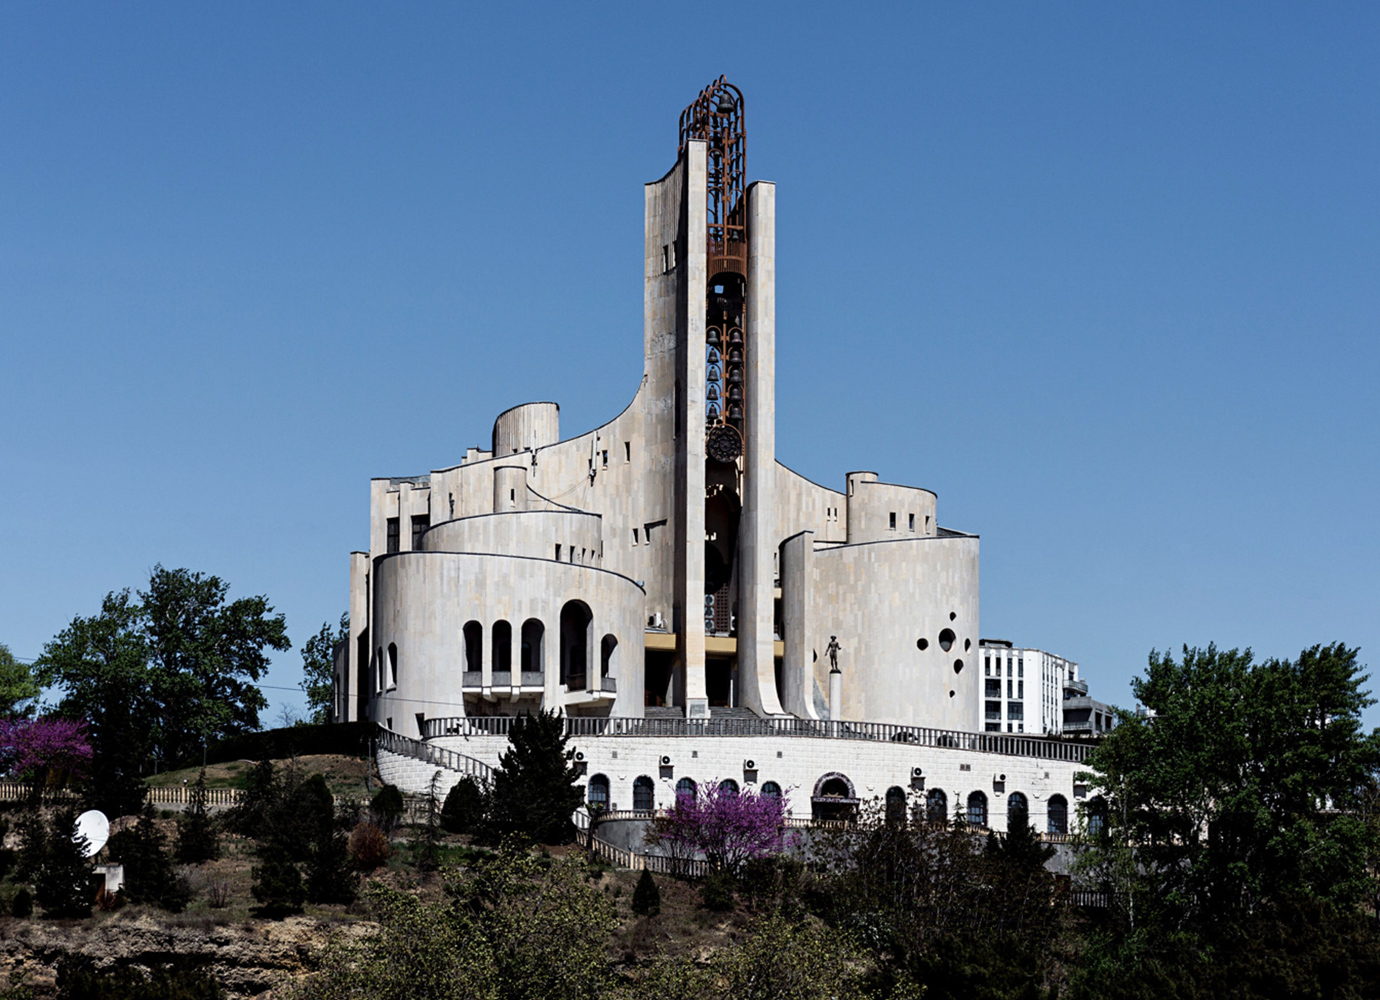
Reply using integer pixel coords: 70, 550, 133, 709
717, 93, 735, 114
729, 404, 743, 420
707, 384, 721, 401
706, 346, 721, 364
728, 385, 742, 402
728, 368, 743, 383
728, 328, 743, 343
707, 327, 722, 346
728, 347, 743, 363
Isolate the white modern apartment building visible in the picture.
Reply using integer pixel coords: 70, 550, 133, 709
979, 640, 1113, 736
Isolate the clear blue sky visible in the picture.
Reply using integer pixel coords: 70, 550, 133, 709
3, 4, 1377, 727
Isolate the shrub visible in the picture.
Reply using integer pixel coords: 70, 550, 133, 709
305, 829, 357, 905
347, 822, 390, 870
175, 770, 220, 864
485, 710, 583, 844
108, 805, 192, 912
441, 776, 487, 834
11, 887, 32, 918
370, 784, 404, 833
700, 870, 736, 912
632, 868, 661, 916
55, 956, 225, 1000
251, 845, 305, 917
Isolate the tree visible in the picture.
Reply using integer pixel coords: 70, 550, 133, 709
1081, 642, 1380, 927
108, 804, 192, 912
251, 845, 305, 917
139, 565, 289, 763
442, 775, 488, 834
0, 718, 92, 789
30, 808, 94, 919
985, 799, 1055, 870
0, 644, 39, 719
486, 710, 584, 844
175, 769, 220, 864
36, 567, 290, 789
33, 589, 152, 816
300, 614, 348, 725
370, 784, 405, 834
648, 780, 787, 874
631, 868, 661, 916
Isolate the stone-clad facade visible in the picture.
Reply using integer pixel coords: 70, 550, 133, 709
336, 79, 1095, 831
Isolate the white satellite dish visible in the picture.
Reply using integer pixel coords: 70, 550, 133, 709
74, 810, 109, 859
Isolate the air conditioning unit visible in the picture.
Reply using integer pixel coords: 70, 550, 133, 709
994, 772, 1006, 784
911, 766, 924, 779
743, 759, 757, 771
574, 750, 586, 762
660, 755, 673, 767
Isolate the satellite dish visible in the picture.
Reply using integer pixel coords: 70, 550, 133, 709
74, 810, 109, 858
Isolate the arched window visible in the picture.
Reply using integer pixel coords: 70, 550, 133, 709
601, 634, 618, 678
718, 779, 739, 796
463, 621, 483, 675
1047, 795, 1068, 835
760, 781, 782, 800
675, 777, 697, 801
587, 774, 610, 810
520, 619, 544, 676
633, 776, 655, 812
387, 643, 398, 688
1006, 791, 1029, 833
926, 788, 948, 824
1086, 796, 1107, 838
885, 786, 908, 825
492, 620, 512, 676
967, 790, 988, 828
560, 601, 592, 689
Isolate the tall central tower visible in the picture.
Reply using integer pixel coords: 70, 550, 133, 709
649, 77, 781, 718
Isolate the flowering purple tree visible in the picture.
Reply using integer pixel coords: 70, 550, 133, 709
652, 780, 789, 873
0, 718, 93, 785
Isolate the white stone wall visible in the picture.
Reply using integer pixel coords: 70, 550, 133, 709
420, 733, 1085, 834
812, 535, 981, 731
371, 551, 647, 728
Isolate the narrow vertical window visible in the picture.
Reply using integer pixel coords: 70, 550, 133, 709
555, 544, 562, 561
889, 512, 897, 530
411, 514, 429, 549
625, 442, 631, 462
632, 528, 639, 546
386, 517, 400, 554
909, 513, 915, 531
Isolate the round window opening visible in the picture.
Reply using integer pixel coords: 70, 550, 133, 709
949, 611, 957, 621
953, 659, 964, 674
917, 638, 929, 651
938, 628, 956, 652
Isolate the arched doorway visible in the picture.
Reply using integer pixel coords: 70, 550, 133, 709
811, 772, 858, 822
560, 600, 592, 690
520, 619, 544, 678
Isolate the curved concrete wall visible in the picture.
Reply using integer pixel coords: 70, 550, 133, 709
492, 402, 560, 456
845, 472, 938, 544
370, 551, 645, 727
812, 535, 979, 731
421, 510, 603, 564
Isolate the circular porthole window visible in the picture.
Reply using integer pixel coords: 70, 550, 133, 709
953, 659, 964, 674
917, 638, 929, 651
949, 611, 957, 621
938, 628, 956, 652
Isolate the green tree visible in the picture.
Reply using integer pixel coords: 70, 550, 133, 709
36, 567, 289, 801
33, 589, 152, 816
108, 804, 192, 912
175, 769, 220, 864
140, 565, 290, 763
31, 808, 94, 919
441, 775, 488, 834
0, 644, 39, 719
486, 711, 583, 844
631, 868, 661, 916
251, 844, 306, 917
1080, 642, 1380, 926
300, 614, 348, 725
